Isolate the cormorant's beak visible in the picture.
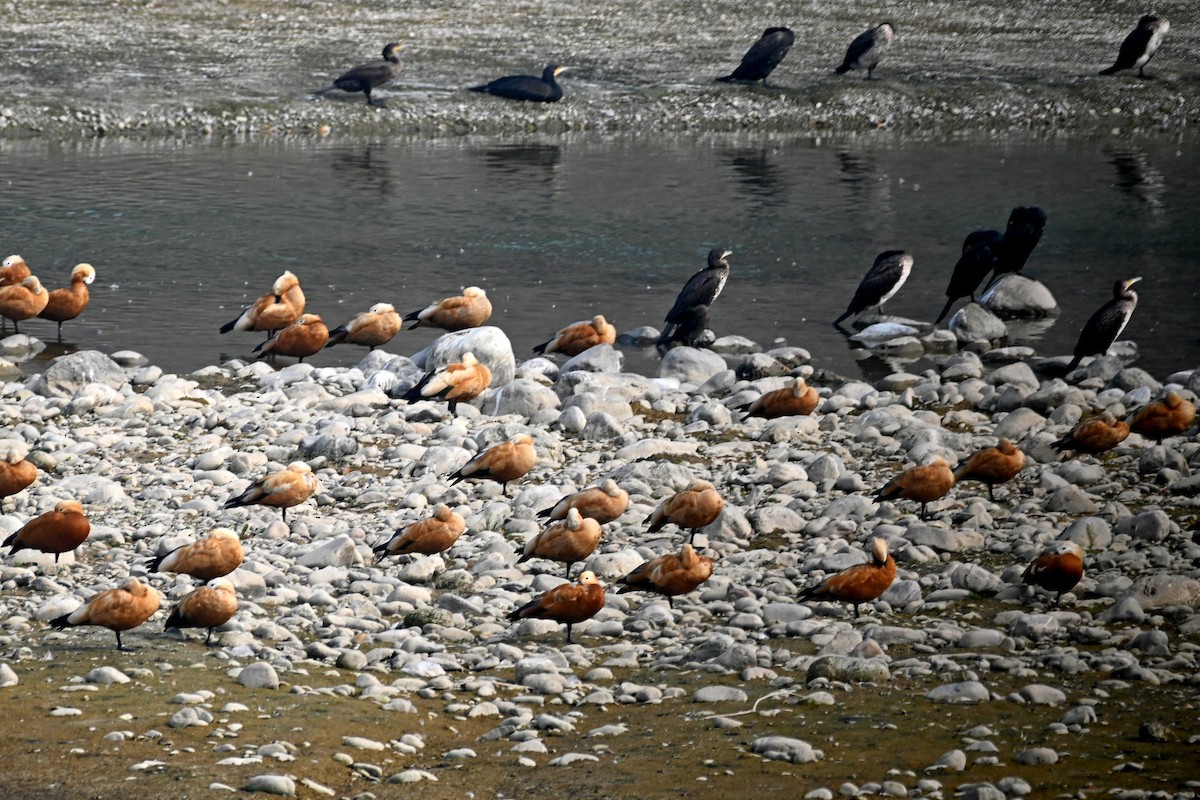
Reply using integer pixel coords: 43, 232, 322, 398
1126, 276, 1143, 289
553, 66, 570, 76
722, 250, 733, 259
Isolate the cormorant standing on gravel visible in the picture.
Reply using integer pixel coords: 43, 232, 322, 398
314, 42, 403, 107
716, 27, 795, 85
1067, 276, 1141, 371
660, 249, 731, 345
834, 23, 895, 80
935, 230, 1003, 324
832, 250, 913, 328
983, 206, 1046, 291
1100, 15, 1170, 79
469, 65, 569, 102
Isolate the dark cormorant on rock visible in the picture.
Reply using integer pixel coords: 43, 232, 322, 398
660, 249, 730, 343
314, 42, 403, 107
834, 23, 895, 80
1100, 15, 1170, 78
469, 65, 568, 102
983, 206, 1046, 291
832, 250, 913, 328
658, 305, 711, 348
935, 230, 1003, 324
716, 27, 795, 85
1067, 276, 1141, 371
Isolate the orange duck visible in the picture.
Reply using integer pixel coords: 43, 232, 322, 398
1052, 412, 1129, 455
533, 314, 617, 357
799, 537, 896, 617
1129, 391, 1196, 440
149, 527, 244, 581
0, 275, 49, 333
374, 503, 467, 558
164, 577, 238, 645
0, 450, 38, 508
539, 478, 629, 524
1, 500, 90, 564
508, 570, 606, 644
875, 456, 955, 519
646, 479, 725, 543
402, 352, 492, 414
325, 302, 402, 350
223, 462, 319, 522
219, 270, 305, 338
403, 286, 491, 331
0, 255, 31, 287
38, 263, 96, 338
739, 376, 820, 418
953, 439, 1026, 501
253, 313, 329, 361
518, 507, 602, 579
448, 434, 535, 496
49, 577, 161, 650
1021, 541, 1084, 604
617, 542, 713, 606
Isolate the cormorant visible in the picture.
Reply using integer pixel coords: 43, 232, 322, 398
314, 42, 403, 107
658, 305, 710, 348
469, 65, 568, 102
1067, 276, 1141, 371
1100, 15, 1170, 78
832, 250, 913, 328
935, 230, 1003, 324
660, 249, 731, 344
982, 206, 1047, 291
716, 27, 795, 85
834, 23, 895, 80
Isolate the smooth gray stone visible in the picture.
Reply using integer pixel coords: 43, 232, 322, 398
236, 662, 280, 690
949, 303, 1006, 344
424, 326, 515, 387
29, 350, 128, 398
243, 775, 296, 796
485, 378, 561, 417
560, 344, 623, 374
807, 655, 890, 684
656, 346, 727, 385
926, 681, 990, 704
692, 685, 748, 703
980, 275, 1058, 319
1018, 684, 1067, 705
992, 407, 1047, 440
749, 735, 823, 764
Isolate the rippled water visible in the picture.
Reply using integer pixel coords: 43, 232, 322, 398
1, 135, 1198, 381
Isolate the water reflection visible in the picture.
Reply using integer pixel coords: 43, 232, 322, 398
328, 145, 396, 197
722, 145, 787, 208
478, 143, 562, 181
1107, 146, 1166, 217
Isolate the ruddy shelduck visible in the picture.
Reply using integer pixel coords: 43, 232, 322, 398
149, 527, 244, 580
38, 263, 96, 338
0, 275, 49, 333
0, 450, 37, 507
739, 377, 820, 418
1129, 391, 1196, 441
219, 270, 305, 337
953, 438, 1026, 501
402, 352, 492, 414
325, 302, 402, 350
518, 507, 602, 579
374, 503, 467, 558
223, 462, 319, 522
875, 456, 955, 519
165, 577, 239, 645
49, 577, 161, 650
539, 478, 629, 525
799, 537, 896, 617
617, 543, 713, 606
646, 479, 725, 543
0, 255, 31, 287
253, 313, 329, 361
404, 286, 491, 331
1, 500, 90, 564
1052, 412, 1129, 455
508, 570, 606, 644
1022, 541, 1085, 604
449, 434, 536, 497
533, 314, 617, 357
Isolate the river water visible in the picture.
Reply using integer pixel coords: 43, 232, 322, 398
2, 135, 1198, 382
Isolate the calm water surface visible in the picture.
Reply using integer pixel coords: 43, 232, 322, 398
1, 135, 1198, 382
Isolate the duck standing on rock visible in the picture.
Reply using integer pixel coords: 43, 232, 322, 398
49, 577, 161, 651
315, 42, 403, 107
403, 352, 491, 414
374, 503, 467, 559
832, 250, 913, 328
38, 263, 96, 340
833, 23, 895, 80
799, 537, 896, 617
875, 456, 954, 519
148, 528, 244, 581
0, 449, 38, 510
470, 64, 569, 103
533, 314, 616, 357
0, 275, 49, 333
716, 27, 795, 86
164, 577, 238, 646
1066, 276, 1141, 371
1052, 412, 1130, 455
659, 248, 731, 346
738, 376, 819, 418
1021, 541, 1084, 604
518, 507, 602, 579
1099, 15, 1169, 79
404, 286, 491, 331
646, 479, 725, 543
539, 478, 629, 524
325, 303, 402, 350
1128, 390, 1196, 440
1, 500, 90, 565
953, 439, 1025, 501
448, 434, 536, 497
508, 570, 605, 644
223, 462, 319, 523
617, 543, 713, 607
253, 313, 329, 362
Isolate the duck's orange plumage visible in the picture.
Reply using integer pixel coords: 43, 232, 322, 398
799, 537, 896, 617
1022, 541, 1084, 603
326, 302, 402, 349
0, 255, 32, 287
149, 527, 244, 580
875, 456, 955, 519
0, 275, 49, 333
1, 500, 90, 564
1129, 391, 1196, 441
49, 577, 161, 650
518, 507, 602, 579
533, 314, 617, 357
38, 263, 95, 337
402, 352, 492, 414
953, 438, 1025, 501
0, 453, 37, 506
223, 462, 319, 522
254, 313, 329, 361
219, 270, 305, 335
540, 478, 629, 525
740, 377, 820, 418
165, 577, 238, 645
1052, 412, 1129, 455
508, 570, 606, 644
448, 434, 536, 496
646, 479, 724, 542
617, 543, 713, 606
404, 286, 491, 331
374, 503, 467, 558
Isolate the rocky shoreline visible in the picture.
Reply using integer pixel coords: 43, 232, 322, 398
0, 305, 1198, 798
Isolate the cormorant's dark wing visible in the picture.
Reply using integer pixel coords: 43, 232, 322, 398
1114, 24, 1154, 70
665, 268, 727, 324
726, 28, 795, 81
471, 75, 557, 101
1074, 299, 1127, 359
839, 28, 877, 70
335, 59, 394, 91
998, 207, 1046, 274
936, 230, 1002, 322
847, 252, 905, 311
